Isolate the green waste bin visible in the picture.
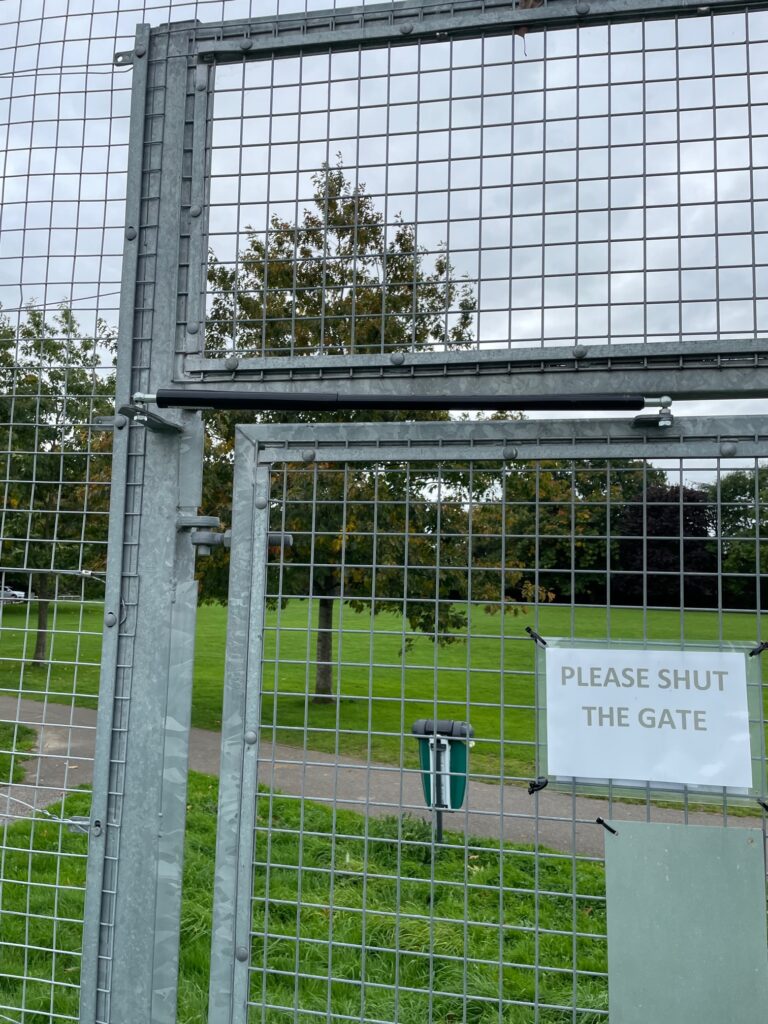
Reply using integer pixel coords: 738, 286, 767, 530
411, 719, 474, 813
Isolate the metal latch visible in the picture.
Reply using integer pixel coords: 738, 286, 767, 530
90, 414, 128, 431
68, 816, 102, 836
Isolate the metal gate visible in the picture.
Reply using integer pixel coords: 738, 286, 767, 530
206, 417, 768, 1023
1, 1, 763, 1021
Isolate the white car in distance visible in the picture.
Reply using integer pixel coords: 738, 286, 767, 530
0, 585, 25, 604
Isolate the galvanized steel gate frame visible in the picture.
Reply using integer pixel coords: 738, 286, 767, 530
206, 416, 768, 1024
79, 3, 768, 1022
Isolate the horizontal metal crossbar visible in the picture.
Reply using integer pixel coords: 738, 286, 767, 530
192, 0, 768, 63
185, 339, 768, 401
241, 414, 768, 462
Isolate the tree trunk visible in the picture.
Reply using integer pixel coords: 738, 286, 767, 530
32, 576, 50, 665
314, 596, 335, 702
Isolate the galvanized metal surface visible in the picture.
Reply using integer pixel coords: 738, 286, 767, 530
82, 22, 206, 1024
605, 821, 768, 1023
193, 1, 768, 64
205, 420, 768, 1023
208, 450, 272, 1024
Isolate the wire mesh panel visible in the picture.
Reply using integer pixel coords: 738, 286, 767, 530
0, 313, 115, 1018
0, 3, 127, 1018
4, 3, 768, 1023
209, 419, 768, 1024
203, 3, 768, 367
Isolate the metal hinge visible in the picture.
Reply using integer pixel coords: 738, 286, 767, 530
176, 517, 293, 556
118, 404, 184, 434
177, 515, 224, 557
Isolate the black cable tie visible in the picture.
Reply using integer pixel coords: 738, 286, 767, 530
596, 817, 618, 836
757, 798, 768, 813
749, 642, 768, 657
528, 777, 549, 795
525, 626, 547, 647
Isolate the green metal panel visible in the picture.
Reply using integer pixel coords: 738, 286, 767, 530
417, 738, 433, 808
415, 738, 470, 811
605, 821, 768, 1024
448, 743, 469, 811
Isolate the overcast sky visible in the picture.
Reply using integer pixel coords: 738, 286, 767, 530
1, 0, 767, 432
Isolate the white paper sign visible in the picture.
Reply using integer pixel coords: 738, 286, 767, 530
545, 646, 752, 789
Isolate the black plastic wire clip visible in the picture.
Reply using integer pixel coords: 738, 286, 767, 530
757, 798, 768, 813
525, 627, 548, 647
528, 777, 549, 795
749, 642, 768, 657
596, 817, 618, 836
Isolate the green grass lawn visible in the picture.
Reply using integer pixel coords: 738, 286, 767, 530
0, 603, 763, 1021
0, 600, 765, 781
0, 722, 36, 783
0, 774, 607, 1024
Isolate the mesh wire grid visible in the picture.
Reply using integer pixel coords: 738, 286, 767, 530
0, 3, 127, 1018
204, 4, 768, 361
0, 2, 767, 1024
0, 370, 113, 1024
225, 445, 767, 1024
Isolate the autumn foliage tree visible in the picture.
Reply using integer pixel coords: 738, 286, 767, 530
201, 166, 545, 699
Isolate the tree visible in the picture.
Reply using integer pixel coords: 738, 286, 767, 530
0, 306, 115, 662
206, 164, 476, 360
611, 483, 718, 609
468, 459, 669, 607
201, 166, 551, 699
706, 467, 768, 610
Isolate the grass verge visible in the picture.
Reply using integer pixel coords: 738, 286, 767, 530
0, 600, 765, 781
0, 775, 607, 1023
0, 721, 37, 783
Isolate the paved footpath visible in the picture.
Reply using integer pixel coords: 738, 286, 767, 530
1, 697, 762, 858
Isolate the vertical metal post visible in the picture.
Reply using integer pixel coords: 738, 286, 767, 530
208, 434, 272, 1024
79, 22, 208, 1024
78, 21, 151, 1024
